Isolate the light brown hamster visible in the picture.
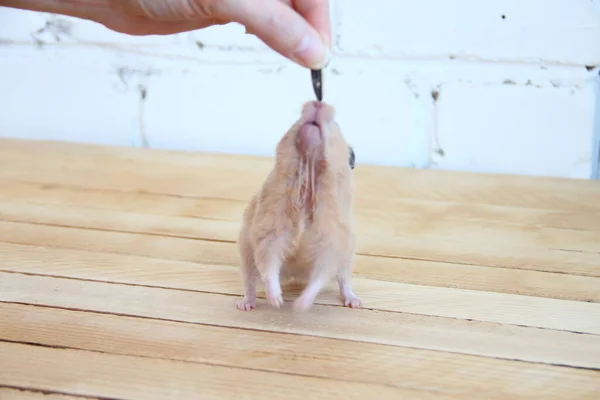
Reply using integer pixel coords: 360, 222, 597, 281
236, 100, 361, 312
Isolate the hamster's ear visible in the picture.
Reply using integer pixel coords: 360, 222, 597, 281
349, 146, 355, 170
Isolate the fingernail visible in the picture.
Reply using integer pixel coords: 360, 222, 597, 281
294, 33, 330, 70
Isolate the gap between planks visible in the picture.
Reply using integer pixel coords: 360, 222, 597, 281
0, 217, 599, 280
1, 179, 599, 232
0, 174, 598, 274
1, 208, 599, 302
0, 387, 115, 400
0, 243, 599, 333
1, 302, 600, 399
1, 272, 600, 369
0, 199, 599, 270
1, 217, 599, 302
0, 140, 598, 286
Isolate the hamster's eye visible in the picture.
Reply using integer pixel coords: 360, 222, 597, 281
348, 146, 355, 170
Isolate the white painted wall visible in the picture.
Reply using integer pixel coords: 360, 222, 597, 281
1, 0, 599, 179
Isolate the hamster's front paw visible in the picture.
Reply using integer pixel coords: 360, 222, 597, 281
292, 293, 315, 312
265, 280, 284, 308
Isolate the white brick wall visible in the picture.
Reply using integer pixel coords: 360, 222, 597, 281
1, 1, 599, 179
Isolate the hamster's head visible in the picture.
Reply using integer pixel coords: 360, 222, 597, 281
276, 101, 354, 173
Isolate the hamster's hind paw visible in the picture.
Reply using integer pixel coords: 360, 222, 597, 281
343, 293, 362, 309
236, 295, 256, 312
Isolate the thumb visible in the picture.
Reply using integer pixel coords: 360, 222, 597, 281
212, 0, 330, 69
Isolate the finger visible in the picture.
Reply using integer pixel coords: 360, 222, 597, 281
244, 0, 291, 35
134, 18, 227, 35
292, 0, 331, 48
213, 0, 329, 69
103, 13, 227, 35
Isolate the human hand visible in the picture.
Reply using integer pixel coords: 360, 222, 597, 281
107, 0, 331, 69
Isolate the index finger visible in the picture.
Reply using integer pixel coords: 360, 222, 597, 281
215, 0, 329, 69
292, 0, 332, 48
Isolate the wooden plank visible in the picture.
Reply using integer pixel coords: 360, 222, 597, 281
2, 179, 599, 232
1, 244, 599, 333
1, 212, 599, 280
2, 240, 598, 307
1, 217, 599, 288
0, 220, 236, 266
1, 140, 598, 274
0, 196, 599, 264
0, 342, 415, 400
0, 191, 597, 301
0, 388, 94, 400
2, 303, 599, 399
353, 256, 600, 303
0, 200, 239, 242
1, 272, 599, 368
0, 138, 599, 212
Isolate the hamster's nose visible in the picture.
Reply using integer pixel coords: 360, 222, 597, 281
302, 101, 322, 122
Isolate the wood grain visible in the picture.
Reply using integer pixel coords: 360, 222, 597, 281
0, 198, 598, 276
1, 217, 598, 302
2, 179, 599, 231
2, 272, 599, 369
1, 138, 599, 399
2, 303, 599, 400
1, 216, 599, 300
0, 139, 598, 275
0, 342, 419, 399
1, 138, 599, 212
1, 212, 600, 282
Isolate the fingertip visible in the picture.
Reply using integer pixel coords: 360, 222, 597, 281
293, 0, 332, 48
219, 0, 329, 69
293, 33, 330, 69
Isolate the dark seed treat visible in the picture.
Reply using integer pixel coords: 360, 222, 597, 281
311, 69, 322, 101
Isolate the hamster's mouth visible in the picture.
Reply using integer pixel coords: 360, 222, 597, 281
296, 121, 323, 154
301, 101, 329, 128
297, 104, 323, 154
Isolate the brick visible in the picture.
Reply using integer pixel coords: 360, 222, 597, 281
0, 46, 140, 147
1, 4, 597, 180
143, 58, 429, 167
433, 82, 597, 179
0, 10, 285, 65
0, 8, 49, 41
335, 0, 600, 65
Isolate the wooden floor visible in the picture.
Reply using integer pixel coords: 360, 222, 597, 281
0, 138, 599, 399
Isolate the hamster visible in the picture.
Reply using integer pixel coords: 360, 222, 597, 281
236, 100, 361, 312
